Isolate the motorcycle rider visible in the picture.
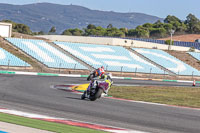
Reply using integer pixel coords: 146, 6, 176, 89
87, 66, 105, 81
96, 66, 105, 77
85, 73, 112, 98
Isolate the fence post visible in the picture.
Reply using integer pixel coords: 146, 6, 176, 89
192, 71, 194, 80
135, 67, 137, 77
177, 70, 180, 80
7, 59, 10, 70
58, 63, 62, 73
106, 65, 108, 71
149, 68, 152, 79
121, 66, 123, 74
24, 62, 26, 70
164, 70, 165, 79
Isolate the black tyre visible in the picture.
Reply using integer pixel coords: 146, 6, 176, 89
89, 89, 103, 101
81, 91, 86, 100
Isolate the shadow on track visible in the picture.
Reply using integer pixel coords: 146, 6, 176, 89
65, 96, 83, 100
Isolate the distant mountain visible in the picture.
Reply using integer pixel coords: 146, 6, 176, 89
0, 3, 163, 33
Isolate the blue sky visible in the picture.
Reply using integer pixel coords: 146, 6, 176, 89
0, 0, 199, 20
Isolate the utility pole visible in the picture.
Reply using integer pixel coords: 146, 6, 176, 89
168, 29, 175, 50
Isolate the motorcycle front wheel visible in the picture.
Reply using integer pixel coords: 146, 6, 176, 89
81, 91, 86, 99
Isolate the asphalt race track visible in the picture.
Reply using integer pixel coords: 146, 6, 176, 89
0, 74, 200, 133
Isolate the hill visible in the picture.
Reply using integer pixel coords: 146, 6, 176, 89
0, 3, 162, 33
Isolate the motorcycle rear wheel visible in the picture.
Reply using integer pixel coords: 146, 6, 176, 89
89, 89, 103, 101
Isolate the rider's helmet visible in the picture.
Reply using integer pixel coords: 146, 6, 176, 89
101, 66, 104, 70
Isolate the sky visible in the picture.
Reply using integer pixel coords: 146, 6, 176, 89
0, 0, 200, 20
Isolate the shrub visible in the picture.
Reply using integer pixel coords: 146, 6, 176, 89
189, 47, 195, 52
165, 40, 174, 45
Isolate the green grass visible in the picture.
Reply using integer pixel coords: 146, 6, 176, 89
109, 86, 200, 108
0, 113, 106, 133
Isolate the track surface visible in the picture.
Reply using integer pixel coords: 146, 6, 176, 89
0, 74, 200, 133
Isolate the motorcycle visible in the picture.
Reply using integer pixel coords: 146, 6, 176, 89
81, 79, 112, 101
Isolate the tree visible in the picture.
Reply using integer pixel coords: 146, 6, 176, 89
163, 23, 173, 32
13, 23, 32, 34
185, 14, 200, 33
38, 31, 45, 35
163, 15, 187, 33
114, 30, 125, 37
107, 24, 113, 29
33, 31, 45, 35
87, 24, 96, 29
105, 27, 116, 36
185, 14, 199, 24
95, 26, 106, 36
142, 23, 153, 29
137, 29, 149, 38
62, 28, 83, 36
84, 26, 106, 36
72, 28, 83, 36
172, 21, 187, 33
62, 29, 72, 35
153, 22, 165, 29
49, 26, 56, 34
119, 28, 128, 36
154, 20, 162, 24
192, 22, 200, 33
105, 27, 125, 37
134, 25, 150, 38
127, 29, 137, 37
150, 28, 167, 38
164, 15, 181, 24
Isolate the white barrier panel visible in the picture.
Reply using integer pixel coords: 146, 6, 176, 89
0, 22, 12, 37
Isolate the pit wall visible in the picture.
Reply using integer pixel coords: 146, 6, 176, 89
36, 35, 199, 52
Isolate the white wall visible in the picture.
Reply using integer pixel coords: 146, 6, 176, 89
38, 35, 114, 45
0, 23, 12, 38
36, 35, 199, 52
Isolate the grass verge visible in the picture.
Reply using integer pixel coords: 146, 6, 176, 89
0, 113, 106, 133
109, 86, 200, 108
